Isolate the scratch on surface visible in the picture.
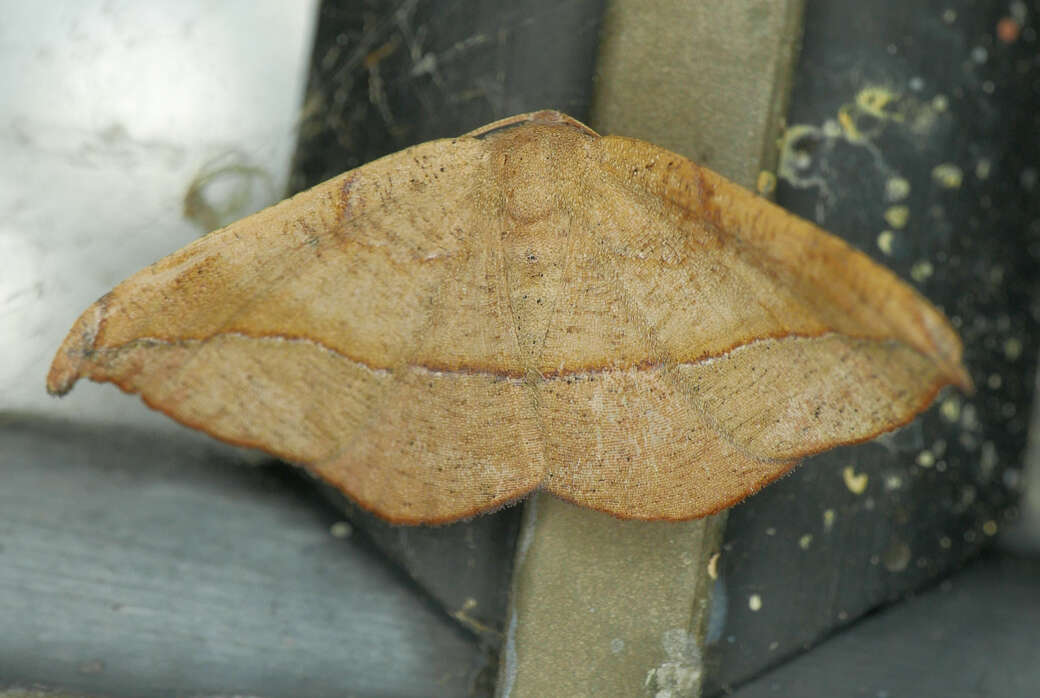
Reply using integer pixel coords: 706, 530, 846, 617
451, 597, 496, 636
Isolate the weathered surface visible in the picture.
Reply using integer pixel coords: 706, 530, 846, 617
49, 110, 967, 524
499, 497, 719, 698
0, 416, 482, 698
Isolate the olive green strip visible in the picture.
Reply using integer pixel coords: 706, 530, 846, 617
497, 1, 805, 696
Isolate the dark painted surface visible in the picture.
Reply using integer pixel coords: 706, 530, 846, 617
705, 0, 1038, 692
731, 551, 1040, 698
290, 0, 606, 192
316, 483, 522, 646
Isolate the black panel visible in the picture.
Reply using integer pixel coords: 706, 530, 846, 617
291, 0, 606, 192
706, 1, 1037, 692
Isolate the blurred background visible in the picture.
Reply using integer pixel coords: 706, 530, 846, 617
2, 1, 1038, 697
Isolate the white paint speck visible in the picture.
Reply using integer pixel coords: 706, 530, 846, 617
823, 509, 836, 532
884, 205, 910, 229
910, 260, 934, 282
885, 176, 911, 201
932, 163, 964, 188
842, 466, 869, 495
329, 521, 353, 538
960, 403, 980, 431
877, 230, 895, 255
975, 158, 992, 179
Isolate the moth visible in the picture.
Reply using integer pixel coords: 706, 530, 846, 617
48, 111, 970, 524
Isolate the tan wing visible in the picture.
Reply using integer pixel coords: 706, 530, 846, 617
47, 136, 548, 523
534, 133, 969, 519
48, 111, 970, 523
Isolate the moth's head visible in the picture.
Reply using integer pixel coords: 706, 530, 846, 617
479, 118, 597, 224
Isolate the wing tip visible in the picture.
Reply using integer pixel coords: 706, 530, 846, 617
948, 362, 975, 395
46, 298, 108, 396
45, 359, 78, 396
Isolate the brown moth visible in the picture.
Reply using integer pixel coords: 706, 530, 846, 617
47, 110, 971, 524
